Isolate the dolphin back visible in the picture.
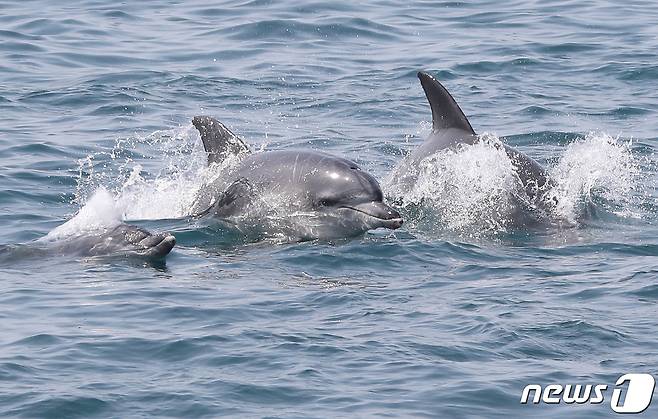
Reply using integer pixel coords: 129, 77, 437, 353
192, 116, 251, 165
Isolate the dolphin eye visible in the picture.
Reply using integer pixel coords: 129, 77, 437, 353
318, 198, 339, 207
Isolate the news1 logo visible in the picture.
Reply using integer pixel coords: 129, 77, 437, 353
520, 374, 656, 413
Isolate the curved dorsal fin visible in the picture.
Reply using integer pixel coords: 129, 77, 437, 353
417, 71, 475, 135
192, 116, 250, 165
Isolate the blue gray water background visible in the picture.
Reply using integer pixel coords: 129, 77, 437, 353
1, 1, 658, 417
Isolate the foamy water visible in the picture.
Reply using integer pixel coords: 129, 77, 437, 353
74, 126, 210, 221
385, 131, 644, 237
548, 132, 642, 221
42, 188, 121, 241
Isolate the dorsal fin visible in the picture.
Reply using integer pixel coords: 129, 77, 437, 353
417, 71, 475, 135
192, 116, 250, 165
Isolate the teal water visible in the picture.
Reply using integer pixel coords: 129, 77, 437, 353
1, 1, 658, 417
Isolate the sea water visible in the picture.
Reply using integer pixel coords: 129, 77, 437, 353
1, 1, 657, 417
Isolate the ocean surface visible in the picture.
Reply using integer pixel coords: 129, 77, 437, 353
1, 0, 658, 417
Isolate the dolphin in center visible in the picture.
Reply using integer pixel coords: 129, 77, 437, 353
189, 116, 403, 240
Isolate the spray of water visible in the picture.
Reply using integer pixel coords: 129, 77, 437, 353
74, 125, 213, 221
547, 132, 642, 221
386, 134, 523, 236
385, 132, 646, 237
43, 188, 121, 241
48, 125, 235, 239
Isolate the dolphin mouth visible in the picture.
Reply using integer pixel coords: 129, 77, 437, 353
342, 202, 403, 230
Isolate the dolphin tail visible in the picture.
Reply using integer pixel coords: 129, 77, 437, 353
192, 116, 251, 165
417, 71, 475, 135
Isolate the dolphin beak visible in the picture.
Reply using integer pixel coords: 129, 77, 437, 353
345, 202, 403, 230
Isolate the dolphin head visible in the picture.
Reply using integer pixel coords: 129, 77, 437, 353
297, 153, 403, 235
190, 117, 403, 240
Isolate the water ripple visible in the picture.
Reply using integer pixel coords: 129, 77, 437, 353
1, 0, 657, 417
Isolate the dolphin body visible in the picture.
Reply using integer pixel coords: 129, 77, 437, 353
190, 116, 403, 240
392, 71, 554, 211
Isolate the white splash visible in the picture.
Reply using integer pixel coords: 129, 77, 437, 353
386, 131, 645, 236
47, 124, 250, 241
72, 124, 251, 223
547, 132, 641, 221
386, 134, 524, 236
43, 188, 122, 241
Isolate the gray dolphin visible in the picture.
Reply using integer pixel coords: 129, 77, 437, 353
190, 116, 403, 240
52, 223, 176, 258
393, 71, 553, 210
1, 223, 175, 263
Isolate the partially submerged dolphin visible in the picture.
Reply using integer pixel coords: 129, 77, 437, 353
0, 223, 175, 263
190, 116, 402, 240
392, 71, 554, 211
51, 223, 176, 258
34, 188, 176, 259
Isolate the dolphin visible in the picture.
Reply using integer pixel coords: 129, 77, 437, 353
51, 223, 176, 258
35, 187, 176, 259
392, 71, 554, 211
0, 223, 175, 263
189, 116, 403, 240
